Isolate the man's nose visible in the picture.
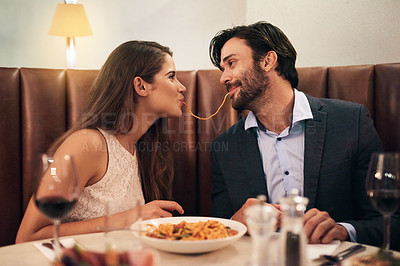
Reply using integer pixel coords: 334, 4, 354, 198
219, 70, 231, 85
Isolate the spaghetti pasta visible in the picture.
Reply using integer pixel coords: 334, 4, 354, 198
145, 220, 238, 240
183, 92, 230, 120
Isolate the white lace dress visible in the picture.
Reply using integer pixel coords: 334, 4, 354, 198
64, 128, 145, 222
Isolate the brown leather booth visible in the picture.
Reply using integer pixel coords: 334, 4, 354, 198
0, 63, 399, 247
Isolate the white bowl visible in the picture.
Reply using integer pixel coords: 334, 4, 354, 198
131, 216, 247, 254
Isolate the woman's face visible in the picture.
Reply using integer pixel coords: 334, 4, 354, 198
146, 54, 186, 118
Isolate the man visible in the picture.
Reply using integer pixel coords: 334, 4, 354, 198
209, 21, 400, 249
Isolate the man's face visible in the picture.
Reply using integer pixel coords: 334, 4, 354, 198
219, 37, 269, 111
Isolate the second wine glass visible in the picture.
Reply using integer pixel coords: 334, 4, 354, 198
34, 154, 79, 261
366, 152, 400, 255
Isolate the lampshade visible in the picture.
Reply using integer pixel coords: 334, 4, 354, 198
48, 3, 92, 37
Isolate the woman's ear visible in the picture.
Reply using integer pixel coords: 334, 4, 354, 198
260, 51, 278, 72
133, 76, 149, 97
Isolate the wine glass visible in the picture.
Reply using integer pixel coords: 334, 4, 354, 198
105, 199, 142, 254
34, 154, 79, 261
366, 152, 400, 255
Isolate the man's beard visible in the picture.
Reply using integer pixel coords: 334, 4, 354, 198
227, 63, 269, 111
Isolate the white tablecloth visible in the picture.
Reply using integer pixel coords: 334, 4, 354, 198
0, 232, 393, 266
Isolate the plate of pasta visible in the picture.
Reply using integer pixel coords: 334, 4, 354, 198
130, 216, 247, 254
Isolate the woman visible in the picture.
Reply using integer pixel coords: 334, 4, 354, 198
16, 41, 186, 243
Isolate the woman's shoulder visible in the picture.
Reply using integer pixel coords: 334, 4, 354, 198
56, 129, 108, 183
57, 128, 108, 156
61, 129, 107, 153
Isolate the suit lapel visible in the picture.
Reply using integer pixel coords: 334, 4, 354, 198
236, 126, 269, 202
304, 95, 326, 209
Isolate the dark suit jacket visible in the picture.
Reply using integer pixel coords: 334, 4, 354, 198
210, 94, 400, 250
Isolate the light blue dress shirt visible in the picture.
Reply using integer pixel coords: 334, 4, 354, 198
244, 89, 357, 242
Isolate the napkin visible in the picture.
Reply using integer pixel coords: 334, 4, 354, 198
307, 240, 341, 260
34, 238, 76, 261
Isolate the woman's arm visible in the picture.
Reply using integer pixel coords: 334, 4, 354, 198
16, 129, 108, 243
16, 129, 184, 243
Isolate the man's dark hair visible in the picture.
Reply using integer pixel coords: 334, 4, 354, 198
209, 21, 298, 88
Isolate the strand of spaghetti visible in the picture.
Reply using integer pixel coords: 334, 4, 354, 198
183, 92, 230, 120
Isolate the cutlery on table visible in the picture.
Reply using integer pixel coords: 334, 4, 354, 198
315, 244, 365, 265
41, 240, 66, 250
51, 239, 66, 249
41, 242, 54, 250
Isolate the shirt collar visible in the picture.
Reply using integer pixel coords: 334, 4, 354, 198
244, 110, 258, 130
292, 88, 313, 125
244, 88, 313, 131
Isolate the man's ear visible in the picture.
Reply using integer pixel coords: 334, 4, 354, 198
260, 51, 278, 72
133, 76, 149, 97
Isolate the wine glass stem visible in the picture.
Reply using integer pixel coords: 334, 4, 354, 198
383, 215, 391, 252
53, 219, 62, 261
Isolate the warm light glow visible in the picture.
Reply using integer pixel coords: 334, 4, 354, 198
48, 3, 92, 68
48, 4, 92, 37
66, 37, 76, 68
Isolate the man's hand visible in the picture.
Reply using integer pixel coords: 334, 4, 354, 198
231, 198, 282, 227
303, 208, 349, 244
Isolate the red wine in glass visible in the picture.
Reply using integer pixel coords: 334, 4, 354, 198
34, 154, 79, 262
368, 189, 400, 216
366, 152, 400, 255
35, 196, 77, 220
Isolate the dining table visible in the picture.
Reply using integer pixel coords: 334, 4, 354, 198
0, 232, 398, 266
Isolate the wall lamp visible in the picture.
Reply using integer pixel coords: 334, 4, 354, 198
48, 1, 92, 68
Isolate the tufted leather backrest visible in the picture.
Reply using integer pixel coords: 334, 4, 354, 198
66, 69, 99, 128
20, 68, 67, 210
297, 66, 328, 98
0, 68, 21, 246
0, 63, 399, 246
328, 65, 374, 117
375, 63, 400, 152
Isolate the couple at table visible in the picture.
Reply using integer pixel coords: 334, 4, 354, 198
16, 22, 400, 251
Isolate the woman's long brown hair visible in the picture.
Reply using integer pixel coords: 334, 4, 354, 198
49, 40, 174, 202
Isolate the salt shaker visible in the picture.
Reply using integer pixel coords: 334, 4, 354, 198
245, 195, 278, 266
280, 189, 309, 266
